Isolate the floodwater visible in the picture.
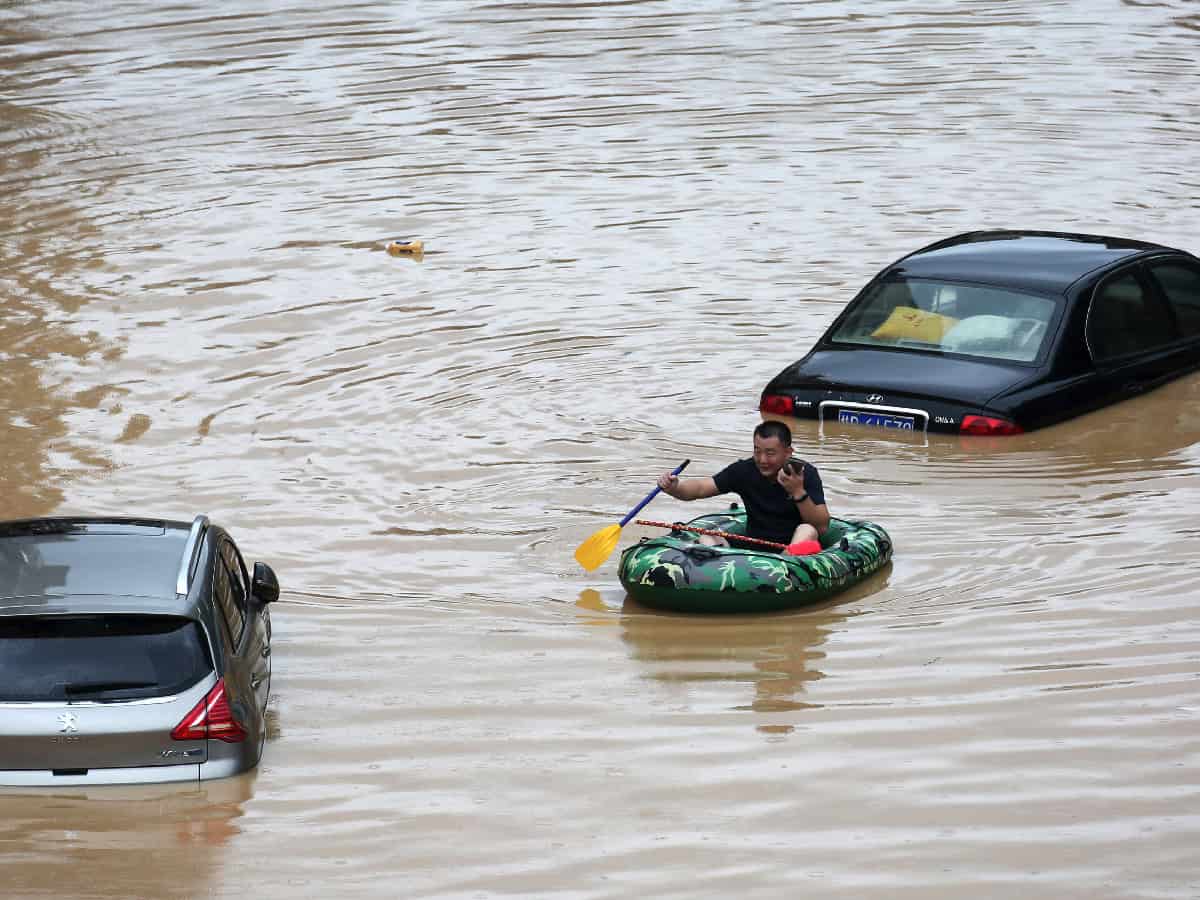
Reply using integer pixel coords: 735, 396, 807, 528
1, 1, 1198, 897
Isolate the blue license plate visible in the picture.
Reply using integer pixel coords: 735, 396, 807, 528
838, 410, 915, 430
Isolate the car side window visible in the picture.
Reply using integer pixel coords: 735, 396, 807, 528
1146, 260, 1200, 339
213, 542, 246, 645
1086, 271, 1176, 362
220, 542, 249, 610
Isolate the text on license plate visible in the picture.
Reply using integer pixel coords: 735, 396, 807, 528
838, 410, 915, 430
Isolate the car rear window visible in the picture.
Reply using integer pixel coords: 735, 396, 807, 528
831, 277, 1059, 363
0, 615, 212, 702
0, 529, 186, 600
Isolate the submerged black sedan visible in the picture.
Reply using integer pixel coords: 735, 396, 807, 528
760, 230, 1200, 435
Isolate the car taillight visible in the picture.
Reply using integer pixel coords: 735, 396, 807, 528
171, 678, 248, 743
760, 393, 795, 415
960, 415, 1024, 436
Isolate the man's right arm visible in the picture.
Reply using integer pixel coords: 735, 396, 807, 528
658, 472, 720, 501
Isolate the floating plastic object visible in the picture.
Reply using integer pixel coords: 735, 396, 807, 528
386, 239, 424, 256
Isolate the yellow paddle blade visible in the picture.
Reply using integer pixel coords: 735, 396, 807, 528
574, 523, 622, 571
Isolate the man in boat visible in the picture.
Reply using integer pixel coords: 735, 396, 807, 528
656, 420, 828, 552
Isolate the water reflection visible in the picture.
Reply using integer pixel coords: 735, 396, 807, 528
619, 606, 837, 736
574, 587, 610, 616
0, 774, 252, 897
616, 570, 891, 736
981, 371, 1200, 472
0, 539, 62, 601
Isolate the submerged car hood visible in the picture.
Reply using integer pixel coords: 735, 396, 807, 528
773, 347, 1035, 407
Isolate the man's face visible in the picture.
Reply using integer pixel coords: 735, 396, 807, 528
752, 435, 790, 478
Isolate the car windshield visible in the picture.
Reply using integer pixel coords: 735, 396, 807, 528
0, 614, 212, 702
830, 277, 1061, 363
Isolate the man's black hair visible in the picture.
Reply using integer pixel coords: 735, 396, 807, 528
753, 420, 792, 445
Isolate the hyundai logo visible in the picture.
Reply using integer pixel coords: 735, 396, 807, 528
866, 394, 884, 404
57, 712, 79, 733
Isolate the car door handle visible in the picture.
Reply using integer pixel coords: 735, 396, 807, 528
251, 676, 263, 690
261, 645, 271, 658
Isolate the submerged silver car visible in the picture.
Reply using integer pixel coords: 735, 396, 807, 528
0, 516, 278, 786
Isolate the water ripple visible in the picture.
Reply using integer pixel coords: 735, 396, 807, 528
2, 0, 1200, 897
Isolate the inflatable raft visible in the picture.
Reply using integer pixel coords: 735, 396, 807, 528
618, 506, 892, 614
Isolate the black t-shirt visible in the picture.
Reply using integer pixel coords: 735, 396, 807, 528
711, 457, 827, 544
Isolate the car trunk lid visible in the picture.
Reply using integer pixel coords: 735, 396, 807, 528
775, 347, 1034, 408
0, 687, 212, 773
0, 614, 214, 776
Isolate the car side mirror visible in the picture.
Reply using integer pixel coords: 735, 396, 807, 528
251, 562, 280, 604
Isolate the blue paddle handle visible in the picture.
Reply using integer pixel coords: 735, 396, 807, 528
619, 459, 690, 527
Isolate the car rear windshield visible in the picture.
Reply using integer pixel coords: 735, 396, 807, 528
830, 277, 1060, 363
0, 615, 212, 702
0, 525, 186, 600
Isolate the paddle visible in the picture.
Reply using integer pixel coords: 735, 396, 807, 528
574, 459, 690, 571
635, 519, 785, 549
635, 519, 822, 556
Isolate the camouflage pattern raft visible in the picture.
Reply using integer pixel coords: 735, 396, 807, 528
618, 506, 892, 614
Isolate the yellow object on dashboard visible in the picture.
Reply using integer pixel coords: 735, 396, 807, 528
871, 306, 960, 343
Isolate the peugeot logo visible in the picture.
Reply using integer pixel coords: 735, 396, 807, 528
866, 394, 884, 404
57, 712, 79, 733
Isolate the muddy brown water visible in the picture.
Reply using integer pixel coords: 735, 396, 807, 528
2, 2, 1199, 898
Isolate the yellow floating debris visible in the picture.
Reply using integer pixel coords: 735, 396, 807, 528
386, 239, 424, 256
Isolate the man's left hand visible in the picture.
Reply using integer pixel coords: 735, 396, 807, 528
778, 462, 805, 497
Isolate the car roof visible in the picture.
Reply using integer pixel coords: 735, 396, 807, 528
0, 516, 208, 619
890, 230, 1183, 296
